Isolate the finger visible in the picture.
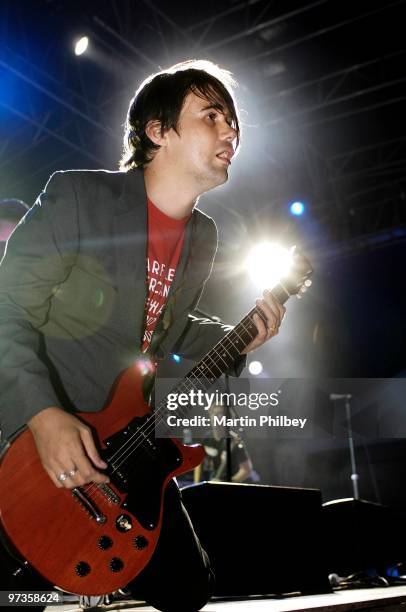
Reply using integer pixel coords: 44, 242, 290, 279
63, 464, 80, 485
54, 467, 77, 489
80, 428, 108, 469
276, 301, 286, 321
73, 454, 108, 486
76, 430, 109, 486
41, 450, 71, 488
58, 446, 105, 488
46, 466, 64, 489
257, 299, 279, 333
263, 294, 286, 329
263, 291, 284, 323
253, 309, 269, 341
49, 439, 91, 488
51, 438, 108, 489
244, 313, 267, 352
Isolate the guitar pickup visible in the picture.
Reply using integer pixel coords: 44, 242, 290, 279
72, 487, 107, 524
97, 482, 120, 505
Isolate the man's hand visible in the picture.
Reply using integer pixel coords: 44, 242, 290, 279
241, 289, 286, 355
27, 406, 109, 489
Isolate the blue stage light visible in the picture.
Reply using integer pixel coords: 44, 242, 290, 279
290, 201, 305, 216
172, 354, 181, 363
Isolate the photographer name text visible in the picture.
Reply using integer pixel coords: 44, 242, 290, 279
166, 415, 307, 429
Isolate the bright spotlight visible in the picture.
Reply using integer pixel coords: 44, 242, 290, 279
246, 242, 293, 290
172, 354, 181, 363
74, 36, 89, 56
290, 201, 305, 216
249, 361, 263, 376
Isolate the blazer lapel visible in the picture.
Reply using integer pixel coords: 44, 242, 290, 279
114, 169, 148, 347
114, 169, 201, 356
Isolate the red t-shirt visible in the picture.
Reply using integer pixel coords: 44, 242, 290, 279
141, 197, 190, 352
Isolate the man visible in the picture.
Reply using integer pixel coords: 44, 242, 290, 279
0, 60, 285, 611
200, 403, 261, 483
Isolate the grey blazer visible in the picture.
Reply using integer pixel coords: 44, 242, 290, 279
0, 169, 243, 442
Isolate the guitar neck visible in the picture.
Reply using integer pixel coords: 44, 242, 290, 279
184, 281, 291, 386
156, 281, 292, 415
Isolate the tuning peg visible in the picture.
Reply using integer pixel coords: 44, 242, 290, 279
304, 279, 312, 287
300, 286, 307, 293
296, 294, 302, 300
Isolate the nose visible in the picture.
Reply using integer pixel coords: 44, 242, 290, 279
220, 121, 237, 144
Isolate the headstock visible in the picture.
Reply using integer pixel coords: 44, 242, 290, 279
271, 246, 313, 305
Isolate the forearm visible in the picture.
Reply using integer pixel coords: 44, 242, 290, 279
232, 460, 253, 483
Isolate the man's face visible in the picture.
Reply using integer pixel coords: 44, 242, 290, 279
165, 91, 238, 192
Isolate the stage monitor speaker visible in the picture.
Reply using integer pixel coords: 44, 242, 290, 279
323, 498, 406, 576
180, 481, 331, 597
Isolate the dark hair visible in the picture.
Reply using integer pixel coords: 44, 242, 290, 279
120, 59, 240, 170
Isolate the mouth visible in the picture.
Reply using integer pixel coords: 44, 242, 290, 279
216, 151, 232, 165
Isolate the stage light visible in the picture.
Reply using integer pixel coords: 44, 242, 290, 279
74, 36, 89, 56
290, 201, 305, 216
172, 354, 181, 363
249, 361, 263, 375
246, 242, 293, 290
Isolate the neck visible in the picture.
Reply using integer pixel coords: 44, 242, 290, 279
143, 162, 201, 220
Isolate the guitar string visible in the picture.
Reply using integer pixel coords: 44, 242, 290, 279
82, 314, 255, 498
82, 311, 259, 499
97, 311, 258, 472
83, 277, 304, 497
95, 286, 295, 486
82, 332, 243, 499
82, 303, 277, 500
83, 291, 290, 501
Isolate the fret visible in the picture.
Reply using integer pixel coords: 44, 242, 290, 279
235, 316, 256, 343
156, 313, 257, 421
208, 347, 230, 370
155, 256, 313, 427
156, 308, 267, 422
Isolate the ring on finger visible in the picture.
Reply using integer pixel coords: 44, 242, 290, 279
68, 467, 78, 478
57, 472, 68, 482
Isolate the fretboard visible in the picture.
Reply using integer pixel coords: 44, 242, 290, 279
155, 281, 291, 416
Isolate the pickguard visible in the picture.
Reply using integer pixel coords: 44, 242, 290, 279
102, 416, 182, 530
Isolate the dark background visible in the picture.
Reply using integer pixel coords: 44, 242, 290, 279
1, 0, 405, 507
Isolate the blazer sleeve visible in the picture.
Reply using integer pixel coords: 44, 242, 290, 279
0, 171, 79, 442
173, 312, 247, 376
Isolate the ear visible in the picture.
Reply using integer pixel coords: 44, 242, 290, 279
145, 119, 167, 147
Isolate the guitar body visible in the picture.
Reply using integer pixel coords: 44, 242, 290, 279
0, 366, 205, 596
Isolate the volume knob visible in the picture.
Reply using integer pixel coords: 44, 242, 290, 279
133, 535, 149, 550
98, 535, 113, 550
109, 557, 124, 573
75, 561, 91, 577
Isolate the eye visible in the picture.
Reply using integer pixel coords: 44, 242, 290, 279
207, 112, 217, 122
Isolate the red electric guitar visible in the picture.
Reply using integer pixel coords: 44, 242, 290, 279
0, 249, 312, 596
